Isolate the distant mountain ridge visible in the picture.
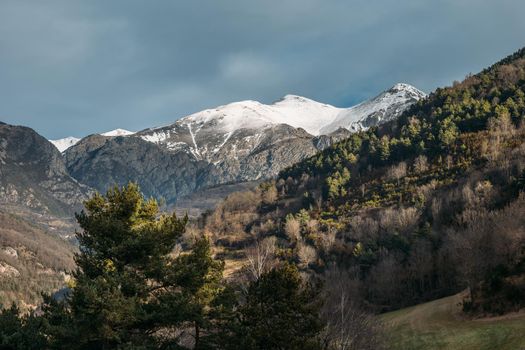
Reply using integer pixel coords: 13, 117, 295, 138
50, 137, 81, 153
50, 84, 424, 152
50, 129, 135, 152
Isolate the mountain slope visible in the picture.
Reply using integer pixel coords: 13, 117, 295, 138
319, 83, 426, 134
198, 46, 525, 315
63, 125, 352, 206
0, 122, 89, 216
65, 135, 211, 204
0, 210, 75, 309
383, 292, 525, 350
62, 84, 423, 206
0, 124, 84, 309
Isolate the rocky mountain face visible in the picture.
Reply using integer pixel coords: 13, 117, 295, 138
64, 135, 211, 203
62, 84, 425, 206
0, 122, 89, 216
63, 125, 352, 206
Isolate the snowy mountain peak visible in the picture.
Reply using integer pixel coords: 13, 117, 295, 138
161, 95, 340, 137
50, 136, 81, 152
386, 83, 426, 97
274, 94, 334, 108
50, 129, 135, 152
276, 94, 316, 103
182, 100, 274, 133
137, 83, 426, 160
319, 83, 426, 135
100, 128, 135, 137
391, 82, 414, 90
280, 94, 304, 100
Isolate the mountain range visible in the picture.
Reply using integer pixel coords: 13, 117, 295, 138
1, 83, 424, 219
46, 83, 425, 210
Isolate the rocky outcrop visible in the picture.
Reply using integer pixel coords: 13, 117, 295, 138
64, 135, 212, 204
0, 122, 89, 215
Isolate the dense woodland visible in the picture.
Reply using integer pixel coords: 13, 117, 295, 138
1, 48, 525, 349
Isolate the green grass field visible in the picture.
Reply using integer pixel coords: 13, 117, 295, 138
382, 293, 525, 350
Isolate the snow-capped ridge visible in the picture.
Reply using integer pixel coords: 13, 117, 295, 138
319, 83, 426, 134
50, 137, 81, 152
57, 83, 424, 168
274, 94, 324, 105
134, 82, 425, 161
389, 83, 425, 95
50, 129, 136, 152
100, 128, 135, 137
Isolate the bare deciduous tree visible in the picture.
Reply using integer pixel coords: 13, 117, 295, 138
387, 161, 407, 185
445, 155, 453, 170
296, 240, 317, 267
320, 267, 386, 350
262, 185, 278, 204
245, 236, 278, 281
319, 229, 336, 253
379, 207, 419, 236
305, 219, 319, 235
413, 155, 429, 173
407, 239, 433, 294
445, 200, 525, 304
348, 216, 379, 241
285, 216, 301, 242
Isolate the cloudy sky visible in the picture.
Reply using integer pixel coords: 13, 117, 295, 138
1, 0, 524, 139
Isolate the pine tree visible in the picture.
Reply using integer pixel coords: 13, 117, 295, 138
43, 183, 227, 349
225, 264, 324, 350
0, 304, 46, 350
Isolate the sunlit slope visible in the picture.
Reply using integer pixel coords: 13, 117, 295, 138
382, 293, 525, 350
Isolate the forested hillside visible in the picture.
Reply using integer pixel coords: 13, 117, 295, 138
201, 47, 525, 313
0, 212, 75, 309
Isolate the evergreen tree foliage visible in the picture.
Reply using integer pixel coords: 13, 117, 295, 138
223, 264, 324, 350
43, 183, 227, 349
0, 304, 46, 350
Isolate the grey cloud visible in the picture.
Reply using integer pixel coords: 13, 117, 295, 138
0, 0, 524, 138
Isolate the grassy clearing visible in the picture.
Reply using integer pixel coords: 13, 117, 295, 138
382, 292, 525, 350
